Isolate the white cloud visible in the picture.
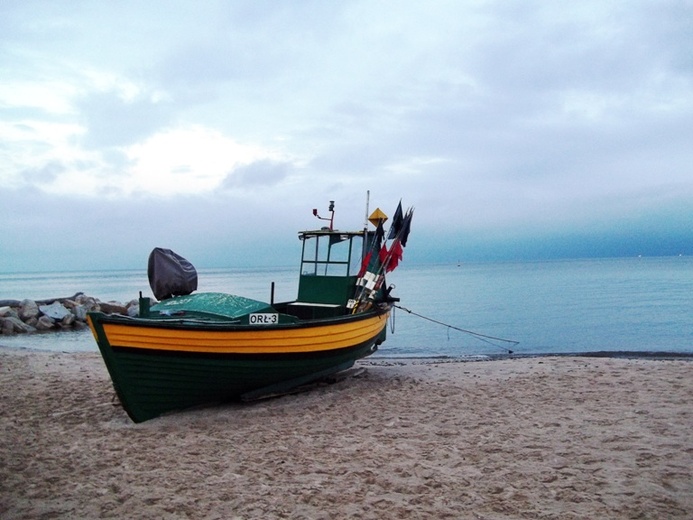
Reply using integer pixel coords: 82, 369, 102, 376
0, 80, 76, 115
122, 126, 278, 197
0, 119, 87, 188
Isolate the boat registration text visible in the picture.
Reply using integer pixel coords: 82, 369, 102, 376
249, 313, 279, 325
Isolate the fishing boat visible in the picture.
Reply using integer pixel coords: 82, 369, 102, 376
87, 200, 413, 422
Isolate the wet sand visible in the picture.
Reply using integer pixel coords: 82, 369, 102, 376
1, 346, 691, 519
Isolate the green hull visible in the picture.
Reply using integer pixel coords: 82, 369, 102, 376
89, 313, 386, 422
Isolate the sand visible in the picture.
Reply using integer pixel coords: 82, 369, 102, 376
1, 347, 691, 519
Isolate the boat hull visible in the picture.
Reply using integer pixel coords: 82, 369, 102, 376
87, 310, 389, 422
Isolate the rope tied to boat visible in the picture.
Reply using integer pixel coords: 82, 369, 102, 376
392, 304, 519, 355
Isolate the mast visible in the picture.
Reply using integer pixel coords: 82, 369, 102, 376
363, 190, 370, 259
364, 190, 370, 231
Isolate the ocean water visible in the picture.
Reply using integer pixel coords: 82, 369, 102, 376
1, 257, 691, 358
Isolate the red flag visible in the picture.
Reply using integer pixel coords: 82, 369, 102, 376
385, 240, 403, 272
357, 251, 372, 278
379, 244, 388, 265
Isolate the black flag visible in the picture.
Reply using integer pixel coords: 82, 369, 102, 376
400, 209, 413, 247
387, 201, 403, 240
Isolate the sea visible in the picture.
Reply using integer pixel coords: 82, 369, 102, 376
1, 256, 692, 359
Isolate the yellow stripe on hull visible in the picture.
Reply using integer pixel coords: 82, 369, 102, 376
97, 312, 389, 354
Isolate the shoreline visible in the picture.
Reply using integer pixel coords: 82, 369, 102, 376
367, 350, 693, 362
2, 347, 692, 518
2, 336, 693, 362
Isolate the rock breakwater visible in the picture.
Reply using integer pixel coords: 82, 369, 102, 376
0, 293, 137, 335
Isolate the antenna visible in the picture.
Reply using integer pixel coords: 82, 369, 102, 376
364, 190, 370, 230
312, 201, 335, 230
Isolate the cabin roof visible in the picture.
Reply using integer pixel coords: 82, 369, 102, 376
298, 228, 365, 238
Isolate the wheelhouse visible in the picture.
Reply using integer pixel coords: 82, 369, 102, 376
288, 229, 366, 319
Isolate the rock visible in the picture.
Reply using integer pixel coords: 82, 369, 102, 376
39, 301, 71, 320
75, 294, 95, 304
99, 301, 128, 315
36, 315, 56, 331
25, 317, 39, 328
23, 319, 39, 333
1, 316, 37, 334
1, 306, 20, 320
0, 294, 127, 334
75, 296, 99, 313
127, 303, 140, 317
73, 304, 89, 321
73, 321, 89, 331
1, 320, 13, 335
19, 299, 39, 320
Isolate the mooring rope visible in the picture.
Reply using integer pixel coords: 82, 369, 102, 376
393, 304, 519, 355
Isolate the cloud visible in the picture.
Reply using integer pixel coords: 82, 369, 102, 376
120, 126, 271, 197
1, 1, 692, 271
222, 159, 292, 189
76, 89, 174, 149
19, 161, 66, 184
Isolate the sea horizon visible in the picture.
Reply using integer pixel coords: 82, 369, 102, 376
2, 250, 690, 275
2, 255, 692, 359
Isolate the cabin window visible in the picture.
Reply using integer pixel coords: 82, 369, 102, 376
300, 233, 363, 277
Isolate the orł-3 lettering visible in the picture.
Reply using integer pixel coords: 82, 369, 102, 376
249, 313, 279, 325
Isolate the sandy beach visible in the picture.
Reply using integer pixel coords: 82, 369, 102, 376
1, 347, 691, 519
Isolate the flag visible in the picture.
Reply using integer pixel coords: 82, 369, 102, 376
385, 239, 403, 272
387, 201, 403, 240
379, 243, 388, 265
357, 251, 372, 278
358, 219, 385, 276
375, 219, 385, 242
400, 209, 413, 247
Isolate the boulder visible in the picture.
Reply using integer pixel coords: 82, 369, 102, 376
72, 304, 89, 321
39, 301, 71, 320
75, 294, 95, 304
19, 299, 39, 320
1, 319, 12, 335
62, 313, 76, 327
36, 315, 56, 331
1, 316, 37, 334
25, 317, 39, 328
99, 301, 128, 315
61, 299, 77, 310
127, 302, 140, 317
75, 296, 100, 313
73, 321, 89, 331
1, 306, 20, 320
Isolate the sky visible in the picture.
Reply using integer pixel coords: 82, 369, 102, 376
1, 0, 692, 273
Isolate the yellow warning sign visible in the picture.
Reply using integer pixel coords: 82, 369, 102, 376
368, 208, 388, 227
